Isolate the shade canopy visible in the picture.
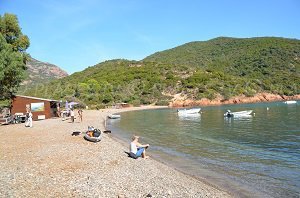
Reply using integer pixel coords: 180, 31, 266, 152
68, 102, 79, 108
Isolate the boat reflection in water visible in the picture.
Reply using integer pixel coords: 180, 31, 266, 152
178, 112, 201, 121
177, 108, 201, 115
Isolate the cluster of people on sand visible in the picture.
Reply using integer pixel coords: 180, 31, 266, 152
24, 108, 84, 128
62, 108, 83, 123
24, 106, 150, 159
70, 109, 83, 123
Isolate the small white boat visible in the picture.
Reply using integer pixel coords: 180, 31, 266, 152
284, 101, 297, 104
177, 108, 201, 115
108, 114, 121, 119
224, 110, 253, 117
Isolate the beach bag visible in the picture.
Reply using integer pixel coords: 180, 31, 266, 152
93, 129, 101, 137
93, 132, 100, 137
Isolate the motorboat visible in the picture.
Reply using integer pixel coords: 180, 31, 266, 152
108, 114, 121, 119
177, 108, 201, 115
284, 101, 297, 104
224, 110, 253, 117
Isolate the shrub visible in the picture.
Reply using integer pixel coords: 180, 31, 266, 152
131, 99, 141, 107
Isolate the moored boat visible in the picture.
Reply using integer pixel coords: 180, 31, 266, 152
108, 114, 121, 119
224, 110, 253, 117
284, 101, 297, 104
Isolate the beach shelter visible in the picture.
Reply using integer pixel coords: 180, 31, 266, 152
10, 95, 59, 120
68, 102, 79, 109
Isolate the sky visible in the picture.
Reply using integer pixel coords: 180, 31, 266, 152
1, 0, 300, 74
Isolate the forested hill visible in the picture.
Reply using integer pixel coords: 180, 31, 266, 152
23, 37, 300, 108
144, 37, 300, 78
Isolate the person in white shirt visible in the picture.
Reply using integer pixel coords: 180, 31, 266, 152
129, 135, 149, 159
25, 111, 33, 127
70, 109, 75, 123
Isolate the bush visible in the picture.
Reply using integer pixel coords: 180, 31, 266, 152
131, 99, 141, 107
0, 99, 10, 110
140, 97, 151, 105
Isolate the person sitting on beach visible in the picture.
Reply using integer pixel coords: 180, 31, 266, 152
129, 135, 149, 159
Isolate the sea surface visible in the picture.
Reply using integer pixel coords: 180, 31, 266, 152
107, 101, 300, 198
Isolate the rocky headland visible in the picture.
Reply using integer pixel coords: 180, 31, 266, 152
169, 93, 300, 107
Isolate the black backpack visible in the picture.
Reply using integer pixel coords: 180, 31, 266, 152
93, 129, 101, 137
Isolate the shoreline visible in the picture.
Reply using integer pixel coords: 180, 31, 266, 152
0, 105, 231, 197
104, 106, 258, 198
108, 131, 232, 196
169, 92, 300, 107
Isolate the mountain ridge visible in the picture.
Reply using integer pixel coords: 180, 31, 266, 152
20, 57, 68, 88
22, 36, 300, 108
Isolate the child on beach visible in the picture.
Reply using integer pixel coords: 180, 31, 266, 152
70, 109, 75, 123
129, 136, 149, 159
78, 109, 83, 122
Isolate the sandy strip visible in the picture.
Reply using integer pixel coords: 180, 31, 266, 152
0, 106, 231, 198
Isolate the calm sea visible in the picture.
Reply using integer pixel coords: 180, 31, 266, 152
107, 101, 300, 197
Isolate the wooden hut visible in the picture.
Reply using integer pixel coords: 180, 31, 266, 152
11, 95, 59, 121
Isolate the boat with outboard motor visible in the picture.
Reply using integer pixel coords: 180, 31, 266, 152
284, 101, 297, 104
108, 114, 121, 119
224, 110, 253, 117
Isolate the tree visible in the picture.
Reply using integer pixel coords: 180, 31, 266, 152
87, 79, 100, 94
0, 13, 30, 100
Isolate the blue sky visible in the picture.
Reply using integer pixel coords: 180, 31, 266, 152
1, 0, 300, 74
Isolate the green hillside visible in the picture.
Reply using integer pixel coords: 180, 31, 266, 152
23, 37, 300, 108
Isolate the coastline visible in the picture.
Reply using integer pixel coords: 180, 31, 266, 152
0, 105, 231, 197
169, 92, 300, 107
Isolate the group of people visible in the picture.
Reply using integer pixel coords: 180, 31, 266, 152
68, 109, 83, 123
24, 105, 149, 159
24, 108, 84, 128
73, 108, 149, 159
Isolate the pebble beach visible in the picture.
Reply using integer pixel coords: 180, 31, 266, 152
0, 106, 231, 198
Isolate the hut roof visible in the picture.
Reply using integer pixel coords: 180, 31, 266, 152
14, 95, 58, 102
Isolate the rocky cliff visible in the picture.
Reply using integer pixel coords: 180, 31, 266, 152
21, 58, 68, 88
169, 93, 300, 107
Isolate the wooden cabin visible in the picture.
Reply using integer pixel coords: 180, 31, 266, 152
11, 95, 59, 121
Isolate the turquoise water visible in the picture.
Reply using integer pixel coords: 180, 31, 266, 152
107, 101, 300, 197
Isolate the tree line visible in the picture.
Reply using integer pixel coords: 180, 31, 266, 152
0, 13, 30, 104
